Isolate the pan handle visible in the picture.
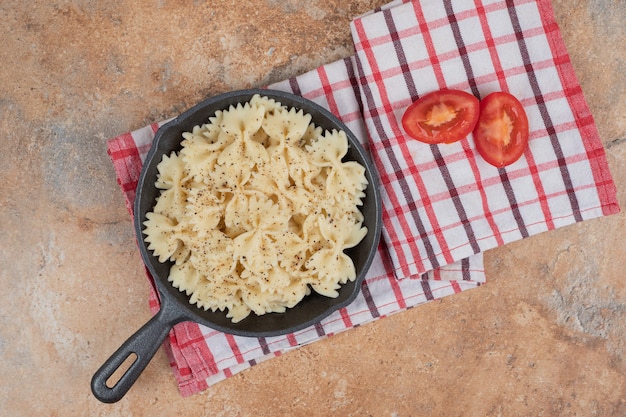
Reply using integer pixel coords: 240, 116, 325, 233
90, 297, 186, 403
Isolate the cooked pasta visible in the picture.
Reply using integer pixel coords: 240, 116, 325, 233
143, 94, 368, 322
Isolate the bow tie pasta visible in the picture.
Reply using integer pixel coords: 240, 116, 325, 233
143, 94, 368, 323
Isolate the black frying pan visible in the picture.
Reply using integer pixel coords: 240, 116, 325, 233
91, 89, 382, 403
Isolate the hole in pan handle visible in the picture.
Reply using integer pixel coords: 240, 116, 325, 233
90, 297, 187, 403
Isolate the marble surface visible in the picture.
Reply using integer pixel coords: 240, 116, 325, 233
1, 0, 625, 415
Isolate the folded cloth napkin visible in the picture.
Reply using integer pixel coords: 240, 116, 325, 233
350, 0, 620, 279
106, 0, 618, 397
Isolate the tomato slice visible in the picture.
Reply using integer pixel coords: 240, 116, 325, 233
473, 92, 529, 168
401, 89, 480, 144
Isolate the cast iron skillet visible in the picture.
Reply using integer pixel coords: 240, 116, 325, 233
91, 89, 382, 403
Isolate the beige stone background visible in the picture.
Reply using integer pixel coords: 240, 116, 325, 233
1, 0, 625, 416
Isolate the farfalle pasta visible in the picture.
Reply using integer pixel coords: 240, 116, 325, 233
143, 94, 368, 322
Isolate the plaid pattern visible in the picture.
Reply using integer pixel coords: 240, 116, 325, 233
105, 0, 618, 397
351, 0, 619, 279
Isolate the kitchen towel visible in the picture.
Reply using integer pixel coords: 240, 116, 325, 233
107, 0, 618, 397
350, 0, 619, 280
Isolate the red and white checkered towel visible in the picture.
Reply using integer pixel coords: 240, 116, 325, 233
107, 0, 618, 397
351, 0, 619, 279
